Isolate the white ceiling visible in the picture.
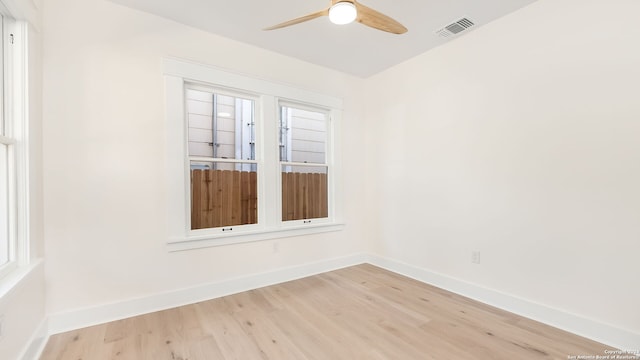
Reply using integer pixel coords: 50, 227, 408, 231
108, 0, 538, 78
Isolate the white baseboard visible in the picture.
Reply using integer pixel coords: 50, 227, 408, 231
44, 252, 640, 352
48, 253, 369, 335
366, 254, 640, 351
19, 318, 48, 360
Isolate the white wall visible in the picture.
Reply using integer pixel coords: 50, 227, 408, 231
365, 0, 640, 340
42, 0, 367, 320
40, 0, 640, 351
0, 0, 45, 358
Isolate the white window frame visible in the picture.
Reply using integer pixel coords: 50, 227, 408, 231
164, 58, 344, 251
277, 100, 333, 227
185, 82, 263, 235
0, 9, 29, 281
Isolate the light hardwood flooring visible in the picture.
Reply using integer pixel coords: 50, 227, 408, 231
41, 264, 611, 359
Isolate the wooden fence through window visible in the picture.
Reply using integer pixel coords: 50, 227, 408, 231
281, 171, 328, 221
191, 169, 327, 229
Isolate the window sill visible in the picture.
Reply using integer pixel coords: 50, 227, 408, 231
0, 259, 43, 300
167, 223, 345, 252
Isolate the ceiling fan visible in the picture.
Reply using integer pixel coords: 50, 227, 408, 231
264, 0, 408, 34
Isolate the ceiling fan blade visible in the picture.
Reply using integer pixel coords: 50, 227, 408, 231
264, 9, 329, 31
354, 1, 408, 34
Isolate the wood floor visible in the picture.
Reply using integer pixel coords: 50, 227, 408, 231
41, 264, 611, 360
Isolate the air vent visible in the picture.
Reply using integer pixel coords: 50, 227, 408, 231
436, 17, 475, 38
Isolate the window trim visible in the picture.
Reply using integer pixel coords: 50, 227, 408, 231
0, 13, 29, 281
164, 58, 344, 252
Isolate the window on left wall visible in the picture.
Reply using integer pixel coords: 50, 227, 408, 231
0, 13, 29, 280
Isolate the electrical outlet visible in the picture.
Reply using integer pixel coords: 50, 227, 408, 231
471, 251, 481, 264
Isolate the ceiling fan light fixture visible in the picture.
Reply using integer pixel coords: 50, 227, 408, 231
264, 0, 407, 34
329, 2, 357, 25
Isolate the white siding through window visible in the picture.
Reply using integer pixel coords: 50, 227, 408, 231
281, 108, 326, 165
186, 89, 214, 158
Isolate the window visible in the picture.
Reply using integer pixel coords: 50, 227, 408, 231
279, 104, 329, 222
0, 13, 28, 279
186, 85, 258, 230
0, 14, 8, 269
164, 59, 343, 250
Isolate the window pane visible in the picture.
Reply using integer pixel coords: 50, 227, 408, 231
279, 106, 326, 164
190, 161, 258, 230
0, 144, 9, 266
186, 88, 255, 160
281, 165, 328, 221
